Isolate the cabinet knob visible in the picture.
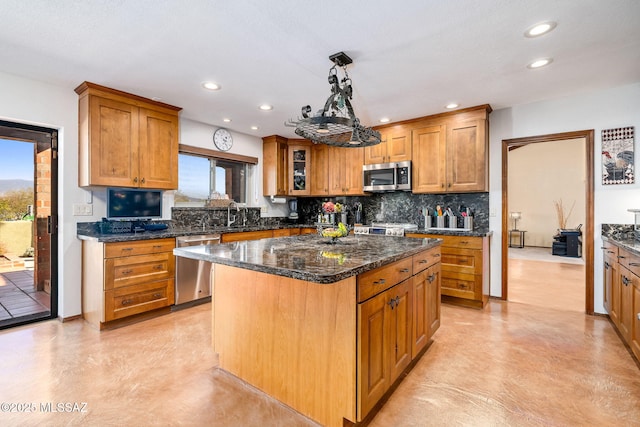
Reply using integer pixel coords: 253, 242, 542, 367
373, 278, 386, 285
427, 274, 436, 283
133, 177, 138, 183
141, 177, 146, 184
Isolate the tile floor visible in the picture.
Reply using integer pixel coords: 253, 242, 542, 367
0, 270, 50, 326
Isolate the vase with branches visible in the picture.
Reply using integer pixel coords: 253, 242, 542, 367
553, 199, 575, 230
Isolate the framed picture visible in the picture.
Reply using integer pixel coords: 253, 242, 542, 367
602, 126, 634, 185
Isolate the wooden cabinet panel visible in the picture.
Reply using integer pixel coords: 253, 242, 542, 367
76, 82, 180, 189
619, 265, 634, 342
389, 279, 413, 382
365, 126, 411, 164
327, 146, 365, 196
446, 119, 487, 192
105, 239, 175, 258
221, 230, 273, 243
105, 279, 174, 322
358, 289, 390, 419
412, 125, 446, 193
412, 246, 441, 274
412, 263, 440, 358
441, 248, 482, 275
272, 228, 292, 237
87, 96, 139, 187
262, 135, 288, 196
357, 257, 413, 302
310, 144, 329, 195
632, 279, 640, 361
105, 252, 174, 290
139, 108, 179, 189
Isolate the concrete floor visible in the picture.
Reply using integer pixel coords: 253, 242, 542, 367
0, 297, 638, 426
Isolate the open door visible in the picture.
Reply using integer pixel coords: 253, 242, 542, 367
0, 120, 57, 329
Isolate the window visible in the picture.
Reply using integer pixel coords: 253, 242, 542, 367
176, 146, 257, 207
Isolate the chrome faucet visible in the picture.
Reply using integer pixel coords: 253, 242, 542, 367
227, 201, 239, 227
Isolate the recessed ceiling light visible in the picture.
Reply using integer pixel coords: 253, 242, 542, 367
202, 82, 221, 91
223, 118, 232, 123
250, 126, 259, 130
525, 21, 557, 38
379, 117, 391, 123
445, 103, 459, 109
259, 104, 273, 111
527, 58, 553, 69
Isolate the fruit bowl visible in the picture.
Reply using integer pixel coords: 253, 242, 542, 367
320, 222, 349, 243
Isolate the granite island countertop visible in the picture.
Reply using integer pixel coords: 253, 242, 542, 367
173, 233, 441, 284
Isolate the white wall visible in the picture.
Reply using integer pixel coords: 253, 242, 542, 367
490, 82, 640, 314
509, 139, 586, 247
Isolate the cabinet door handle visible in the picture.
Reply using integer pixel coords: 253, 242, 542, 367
460, 241, 469, 245
604, 262, 610, 270
427, 274, 436, 283
133, 177, 138, 183
388, 298, 396, 309
141, 177, 146, 184
122, 269, 133, 275
400, 268, 410, 273
630, 262, 640, 267
153, 293, 162, 298
622, 276, 630, 286
618, 255, 626, 259
153, 265, 163, 270
122, 247, 133, 252
373, 278, 386, 285
122, 299, 133, 306
153, 245, 163, 249
418, 259, 428, 264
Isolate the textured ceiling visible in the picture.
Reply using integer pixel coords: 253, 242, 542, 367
1, 0, 639, 139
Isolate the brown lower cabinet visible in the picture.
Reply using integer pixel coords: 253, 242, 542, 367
357, 246, 441, 420
407, 233, 489, 308
82, 238, 176, 329
603, 240, 640, 363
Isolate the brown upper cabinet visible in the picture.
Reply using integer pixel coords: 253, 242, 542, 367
262, 135, 288, 196
412, 105, 491, 193
287, 142, 311, 196
76, 82, 181, 189
329, 146, 365, 196
364, 125, 412, 165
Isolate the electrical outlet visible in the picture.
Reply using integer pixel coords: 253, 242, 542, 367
261, 205, 268, 214
490, 209, 497, 217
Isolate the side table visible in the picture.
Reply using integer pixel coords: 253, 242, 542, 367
509, 230, 526, 248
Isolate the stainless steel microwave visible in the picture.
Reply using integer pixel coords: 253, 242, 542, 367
363, 161, 412, 192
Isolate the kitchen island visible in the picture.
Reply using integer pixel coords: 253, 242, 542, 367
174, 233, 442, 426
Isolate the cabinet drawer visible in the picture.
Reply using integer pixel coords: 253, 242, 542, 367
618, 248, 640, 278
439, 235, 482, 249
441, 272, 478, 300
602, 240, 619, 261
412, 247, 441, 274
441, 248, 482, 275
105, 238, 175, 258
358, 258, 413, 302
105, 279, 174, 321
105, 252, 175, 290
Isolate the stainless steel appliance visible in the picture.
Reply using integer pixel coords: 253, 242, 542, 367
288, 198, 298, 219
363, 161, 411, 192
175, 234, 220, 305
353, 222, 418, 236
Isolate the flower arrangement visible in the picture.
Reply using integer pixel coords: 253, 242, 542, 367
322, 201, 335, 213
334, 203, 343, 213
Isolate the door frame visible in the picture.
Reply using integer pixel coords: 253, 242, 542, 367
0, 120, 58, 323
501, 130, 595, 314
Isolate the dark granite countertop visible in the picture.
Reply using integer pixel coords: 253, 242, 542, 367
77, 223, 317, 243
602, 234, 640, 257
173, 233, 441, 284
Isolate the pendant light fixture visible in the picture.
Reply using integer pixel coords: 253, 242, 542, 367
286, 52, 381, 147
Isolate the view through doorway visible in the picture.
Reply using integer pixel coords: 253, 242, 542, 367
0, 120, 58, 329
501, 130, 595, 314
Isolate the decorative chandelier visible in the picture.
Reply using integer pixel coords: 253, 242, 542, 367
285, 51, 381, 147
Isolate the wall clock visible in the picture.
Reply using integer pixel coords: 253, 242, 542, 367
213, 128, 233, 151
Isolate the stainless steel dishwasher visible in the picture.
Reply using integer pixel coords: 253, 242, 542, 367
175, 234, 220, 306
